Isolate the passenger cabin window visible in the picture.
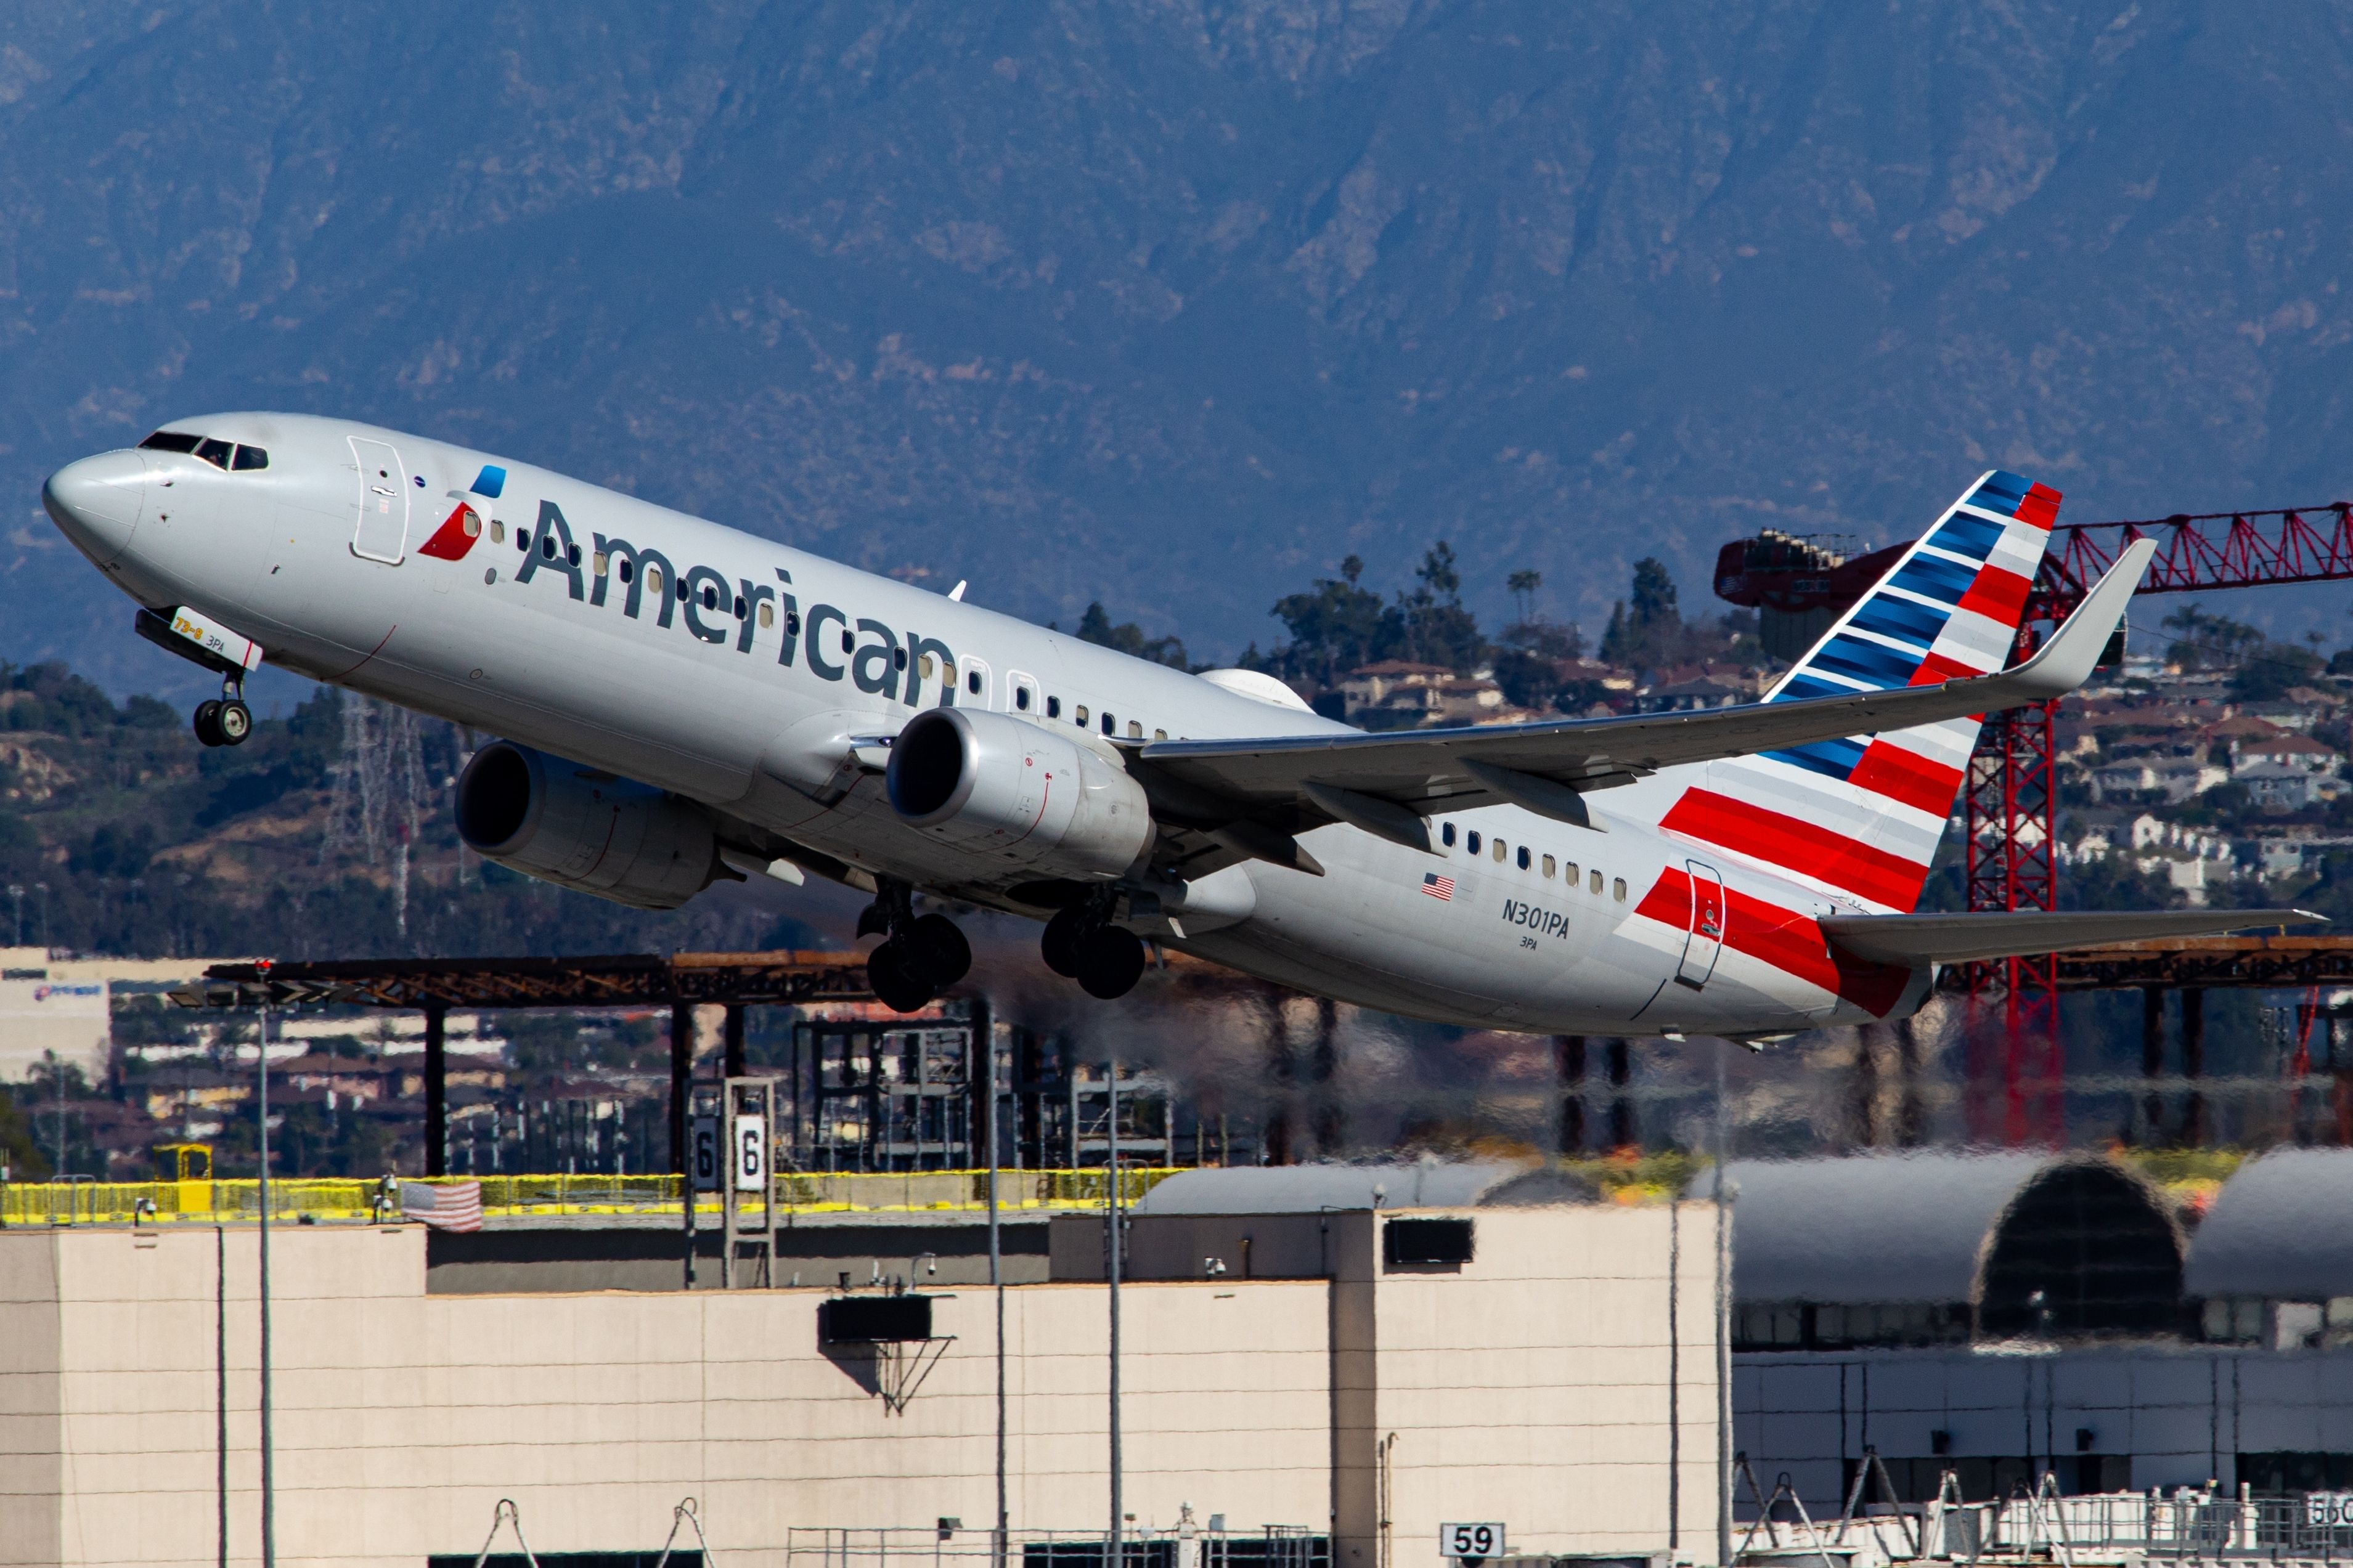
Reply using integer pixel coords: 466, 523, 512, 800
1046, 696, 1060, 718
1075, 704, 1089, 725
1613, 878, 1627, 901
1589, 869, 1602, 895
757, 603, 775, 629
1517, 846, 1531, 871
491, 520, 508, 545
1543, 855, 1556, 878
1017, 687, 1032, 711
1128, 720, 1143, 739
1100, 712, 1114, 736
1153, 728, 1167, 741
1467, 831, 1482, 855
1491, 839, 1507, 864
967, 670, 982, 696
1565, 862, 1578, 884
1442, 823, 1456, 848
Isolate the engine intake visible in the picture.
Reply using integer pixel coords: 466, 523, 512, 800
456, 741, 722, 910
886, 708, 1152, 879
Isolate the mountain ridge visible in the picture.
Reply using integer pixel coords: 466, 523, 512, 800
5, 2, 2352, 699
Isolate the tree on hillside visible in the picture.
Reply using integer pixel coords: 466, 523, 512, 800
1075, 602, 1188, 668
1600, 557, 1685, 669
1267, 556, 1389, 687
1395, 542, 1486, 672
2161, 603, 2265, 673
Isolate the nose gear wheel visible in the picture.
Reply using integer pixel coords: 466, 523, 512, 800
191, 672, 252, 749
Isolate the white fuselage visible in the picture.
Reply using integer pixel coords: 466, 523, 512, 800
43, 413, 1931, 1034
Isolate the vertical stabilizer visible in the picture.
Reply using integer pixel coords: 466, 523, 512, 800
1655, 471, 2062, 912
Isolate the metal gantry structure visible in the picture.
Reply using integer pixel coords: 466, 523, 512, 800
1721, 503, 2353, 1144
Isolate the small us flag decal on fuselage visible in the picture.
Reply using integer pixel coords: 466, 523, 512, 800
1422, 873, 1454, 901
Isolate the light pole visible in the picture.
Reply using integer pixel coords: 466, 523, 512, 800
1713, 1046, 1733, 1568
1107, 1059, 1123, 1568
255, 962, 277, 1568
988, 1017, 1007, 1568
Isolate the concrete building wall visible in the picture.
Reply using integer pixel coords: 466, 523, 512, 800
1366, 1206, 1719, 1564
0, 1202, 1717, 1568
1738, 1345, 2353, 1508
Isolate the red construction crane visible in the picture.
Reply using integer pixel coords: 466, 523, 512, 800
1714, 503, 2353, 1144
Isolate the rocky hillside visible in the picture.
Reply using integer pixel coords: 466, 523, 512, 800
0, 664, 823, 961
4, 2, 2353, 702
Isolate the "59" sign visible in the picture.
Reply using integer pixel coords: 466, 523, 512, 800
1440, 1524, 1505, 1560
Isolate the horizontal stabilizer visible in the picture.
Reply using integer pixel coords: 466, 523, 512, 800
1819, 908, 2328, 967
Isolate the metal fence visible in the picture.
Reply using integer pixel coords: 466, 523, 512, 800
1812, 1482, 2353, 1562
1972, 1488, 2353, 1559
0, 1167, 1184, 1227
785, 1525, 1328, 1568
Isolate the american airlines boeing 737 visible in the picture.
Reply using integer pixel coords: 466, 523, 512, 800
39, 414, 2316, 1030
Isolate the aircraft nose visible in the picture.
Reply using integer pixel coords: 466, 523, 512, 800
41, 450, 147, 567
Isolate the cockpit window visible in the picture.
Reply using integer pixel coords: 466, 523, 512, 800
137, 431, 268, 471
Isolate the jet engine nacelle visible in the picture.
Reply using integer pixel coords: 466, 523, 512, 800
455, 741, 721, 910
886, 708, 1153, 879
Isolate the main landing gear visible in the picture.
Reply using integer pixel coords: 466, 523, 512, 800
1040, 889, 1146, 1001
859, 879, 972, 1014
191, 674, 252, 749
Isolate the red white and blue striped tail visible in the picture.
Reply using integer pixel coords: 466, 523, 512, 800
1656, 470, 2062, 913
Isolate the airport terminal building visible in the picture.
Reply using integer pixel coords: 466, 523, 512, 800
0, 1167, 1718, 1568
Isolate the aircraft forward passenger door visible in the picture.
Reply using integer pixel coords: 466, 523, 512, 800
1677, 860, 1725, 989
349, 436, 410, 564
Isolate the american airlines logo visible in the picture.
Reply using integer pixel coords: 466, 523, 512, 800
504, 498, 961, 709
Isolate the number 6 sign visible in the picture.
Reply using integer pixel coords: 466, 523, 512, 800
733, 1112, 767, 1192
1440, 1524, 1504, 1560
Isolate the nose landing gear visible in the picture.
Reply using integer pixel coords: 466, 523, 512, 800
858, 879, 971, 1014
191, 675, 252, 749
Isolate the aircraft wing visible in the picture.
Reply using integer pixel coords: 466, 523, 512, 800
1818, 908, 2327, 966
1133, 538, 2156, 855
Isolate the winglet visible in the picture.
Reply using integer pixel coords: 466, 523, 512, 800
2000, 537, 2157, 700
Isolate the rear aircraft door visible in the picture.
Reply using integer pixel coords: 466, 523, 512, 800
349, 436, 409, 563
1677, 859, 1726, 988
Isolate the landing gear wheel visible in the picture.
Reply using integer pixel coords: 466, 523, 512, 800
216, 699, 253, 746
865, 941, 935, 1014
1074, 925, 1147, 1001
192, 699, 225, 748
903, 913, 971, 990
1041, 905, 1086, 977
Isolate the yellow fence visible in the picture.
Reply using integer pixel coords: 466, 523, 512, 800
0, 1168, 1185, 1228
